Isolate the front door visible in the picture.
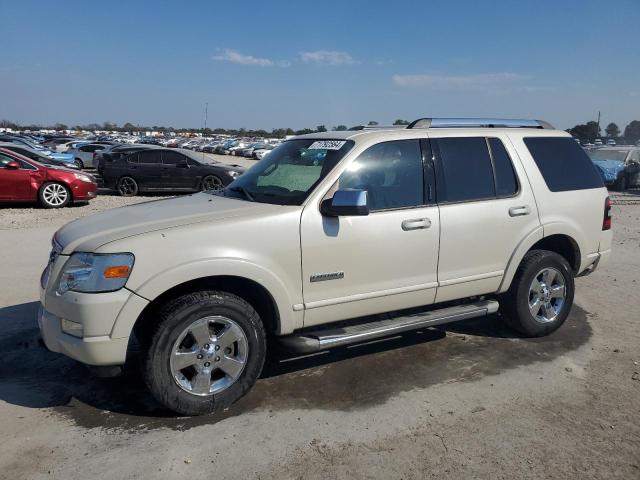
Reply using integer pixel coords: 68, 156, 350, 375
300, 139, 440, 327
0, 153, 34, 200
161, 151, 197, 189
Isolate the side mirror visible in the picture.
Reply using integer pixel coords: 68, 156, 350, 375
320, 189, 369, 217
5, 161, 20, 170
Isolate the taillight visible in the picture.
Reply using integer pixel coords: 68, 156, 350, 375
603, 196, 612, 230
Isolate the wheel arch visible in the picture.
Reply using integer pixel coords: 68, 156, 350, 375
498, 228, 581, 293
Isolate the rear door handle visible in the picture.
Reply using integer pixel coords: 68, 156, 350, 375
509, 205, 531, 217
401, 218, 431, 231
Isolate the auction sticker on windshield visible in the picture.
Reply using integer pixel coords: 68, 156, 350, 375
308, 141, 347, 150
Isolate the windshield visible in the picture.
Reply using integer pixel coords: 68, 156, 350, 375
588, 149, 628, 162
221, 139, 354, 205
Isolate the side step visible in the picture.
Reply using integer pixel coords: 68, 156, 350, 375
279, 300, 499, 354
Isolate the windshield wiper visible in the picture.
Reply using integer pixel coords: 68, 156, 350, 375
228, 186, 255, 202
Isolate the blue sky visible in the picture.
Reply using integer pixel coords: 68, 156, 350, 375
2, 0, 639, 131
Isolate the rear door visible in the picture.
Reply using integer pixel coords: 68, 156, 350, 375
161, 151, 197, 189
130, 150, 162, 189
432, 134, 540, 302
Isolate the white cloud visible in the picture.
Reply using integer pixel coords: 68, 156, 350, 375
299, 50, 356, 66
392, 72, 530, 90
212, 49, 289, 67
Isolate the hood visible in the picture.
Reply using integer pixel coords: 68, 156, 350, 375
55, 193, 277, 254
592, 159, 625, 181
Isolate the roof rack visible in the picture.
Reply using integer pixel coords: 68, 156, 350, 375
406, 118, 554, 130
349, 125, 409, 131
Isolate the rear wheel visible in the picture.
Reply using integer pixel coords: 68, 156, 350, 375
117, 176, 138, 196
141, 290, 267, 416
39, 182, 70, 208
501, 250, 574, 337
201, 175, 223, 193
614, 174, 627, 191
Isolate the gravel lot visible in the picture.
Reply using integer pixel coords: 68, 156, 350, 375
0, 185, 638, 479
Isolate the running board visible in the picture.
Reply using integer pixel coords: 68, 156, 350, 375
279, 300, 499, 353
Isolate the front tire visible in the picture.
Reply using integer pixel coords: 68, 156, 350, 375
74, 158, 84, 169
501, 250, 575, 337
200, 175, 223, 193
141, 290, 267, 416
117, 176, 138, 196
39, 182, 71, 208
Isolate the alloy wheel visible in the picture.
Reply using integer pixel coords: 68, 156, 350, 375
528, 267, 566, 323
170, 316, 249, 396
42, 183, 68, 207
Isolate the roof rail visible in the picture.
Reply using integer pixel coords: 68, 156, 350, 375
406, 118, 554, 129
349, 125, 410, 131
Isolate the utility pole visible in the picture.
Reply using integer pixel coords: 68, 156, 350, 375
596, 111, 601, 139
204, 102, 208, 133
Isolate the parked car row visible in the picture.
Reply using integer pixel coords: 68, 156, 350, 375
0, 133, 249, 208
587, 145, 640, 190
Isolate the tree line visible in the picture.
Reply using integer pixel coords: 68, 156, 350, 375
567, 120, 640, 144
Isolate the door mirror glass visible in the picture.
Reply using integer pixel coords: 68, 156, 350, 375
321, 189, 369, 216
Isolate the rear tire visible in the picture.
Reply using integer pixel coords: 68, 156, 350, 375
117, 176, 138, 196
501, 250, 574, 337
38, 182, 71, 208
613, 175, 627, 191
141, 290, 267, 416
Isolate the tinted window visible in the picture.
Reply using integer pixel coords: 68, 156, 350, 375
524, 137, 603, 192
138, 151, 161, 164
338, 140, 424, 211
436, 137, 495, 202
488, 138, 518, 196
162, 151, 187, 165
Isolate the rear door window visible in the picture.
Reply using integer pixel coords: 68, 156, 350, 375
434, 137, 495, 202
138, 151, 161, 164
524, 137, 603, 191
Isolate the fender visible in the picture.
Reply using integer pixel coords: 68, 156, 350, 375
497, 225, 544, 293
111, 258, 303, 338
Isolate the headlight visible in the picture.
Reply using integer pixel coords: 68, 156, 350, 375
74, 173, 93, 183
228, 170, 241, 178
56, 253, 134, 295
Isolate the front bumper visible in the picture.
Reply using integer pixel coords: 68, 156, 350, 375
70, 180, 98, 201
39, 256, 149, 366
38, 305, 130, 366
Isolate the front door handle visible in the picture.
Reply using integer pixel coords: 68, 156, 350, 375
509, 205, 531, 217
401, 218, 431, 231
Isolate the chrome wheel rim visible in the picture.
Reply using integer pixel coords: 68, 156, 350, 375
528, 267, 566, 323
201, 175, 223, 193
42, 184, 68, 206
118, 177, 136, 195
170, 316, 248, 396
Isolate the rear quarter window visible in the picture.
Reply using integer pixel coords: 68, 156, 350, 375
524, 137, 603, 192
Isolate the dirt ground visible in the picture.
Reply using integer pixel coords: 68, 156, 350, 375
0, 189, 638, 480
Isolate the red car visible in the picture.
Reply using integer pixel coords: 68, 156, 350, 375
0, 147, 97, 208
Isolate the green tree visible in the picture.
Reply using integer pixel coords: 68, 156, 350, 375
567, 121, 600, 143
122, 122, 136, 132
316, 125, 327, 132
333, 125, 348, 131
605, 122, 620, 138
367, 121, 379, 126
393, 119, 410, 125
53, 123, 68, 131
623, 120, 640, 145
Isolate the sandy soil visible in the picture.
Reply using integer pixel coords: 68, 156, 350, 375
0, 195, 638, 479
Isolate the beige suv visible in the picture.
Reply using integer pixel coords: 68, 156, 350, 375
38, 118, 613, 415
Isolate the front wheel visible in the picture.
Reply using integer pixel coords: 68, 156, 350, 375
613, 175, 627, 191
141, 291, 266, 416
200, 175, 223, 193
39, 182, 70, 208
501, 250, 575, 337
74, 159, 84, 169
117, 176, 138, 196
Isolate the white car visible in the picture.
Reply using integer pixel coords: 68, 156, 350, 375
66, 143, 111, 168
38, 117, 612, 415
